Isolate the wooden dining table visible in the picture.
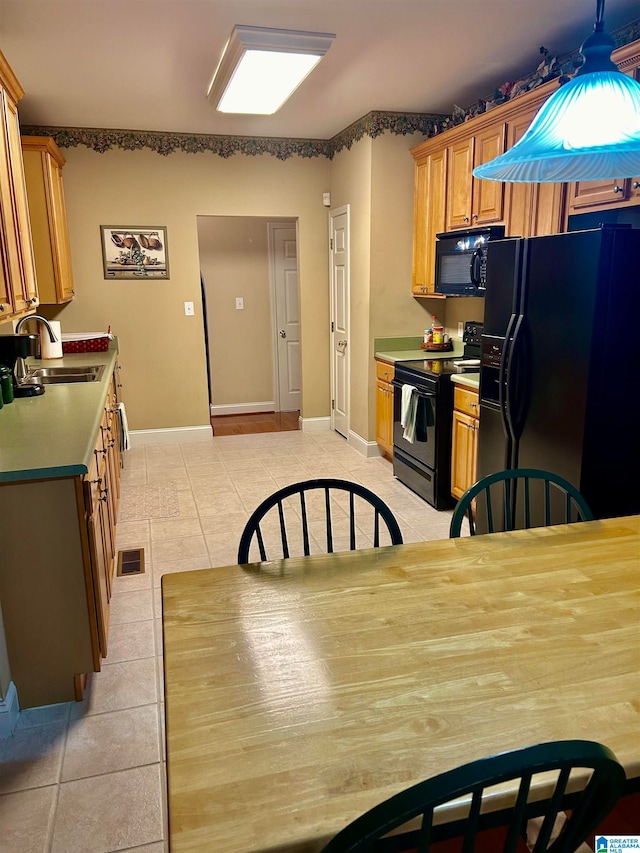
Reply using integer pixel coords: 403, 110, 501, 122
162, 515, 640, 853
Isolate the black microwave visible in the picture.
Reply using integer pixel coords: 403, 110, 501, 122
435, 225, 505, 295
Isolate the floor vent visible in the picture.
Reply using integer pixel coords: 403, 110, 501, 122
117, 548, 145, 576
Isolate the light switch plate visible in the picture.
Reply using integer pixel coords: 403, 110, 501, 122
458, 321, 464, 338
184, 301, 194, 316
236, 297, 244, 310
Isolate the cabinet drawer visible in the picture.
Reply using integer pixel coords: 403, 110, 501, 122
376, 360, 394, 383
454, 385, 480, 418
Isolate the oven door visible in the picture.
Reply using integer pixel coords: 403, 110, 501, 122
392, 380, 437, 470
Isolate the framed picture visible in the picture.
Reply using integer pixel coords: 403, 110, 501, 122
101, 225, 170, 279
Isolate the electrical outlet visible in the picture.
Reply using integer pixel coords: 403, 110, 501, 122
458, 321, 464, 338
184, 301, 194, 316
236, 297, 244, 310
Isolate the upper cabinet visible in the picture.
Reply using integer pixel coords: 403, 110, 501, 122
446, 123, 506, 229
412, 148, 447, 295
0, 51, 38, 320
22, 136, 75, 304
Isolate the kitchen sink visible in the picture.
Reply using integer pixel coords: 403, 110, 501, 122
24, 364, 106, 384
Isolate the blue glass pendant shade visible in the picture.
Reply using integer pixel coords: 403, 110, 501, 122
473, 9, 640, 183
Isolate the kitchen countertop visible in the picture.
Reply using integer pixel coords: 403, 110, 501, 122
0, 344, 119, 483
451, 373, 480, 390
374, 336, 465, 363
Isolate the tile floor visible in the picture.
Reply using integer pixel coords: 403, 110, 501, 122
0, 429, 456, 853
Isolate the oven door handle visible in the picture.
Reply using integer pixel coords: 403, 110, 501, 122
391, 381, 436, 400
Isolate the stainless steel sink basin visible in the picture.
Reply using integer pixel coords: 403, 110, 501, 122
24, 364, 106, 385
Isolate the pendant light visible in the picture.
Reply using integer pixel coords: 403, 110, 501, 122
473, 0, 640, 183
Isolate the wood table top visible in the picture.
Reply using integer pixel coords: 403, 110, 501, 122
162, 516, 640, 853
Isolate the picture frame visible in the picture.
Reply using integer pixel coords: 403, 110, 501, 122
100, 225, 170, 279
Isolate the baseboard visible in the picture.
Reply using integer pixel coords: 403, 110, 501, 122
348, 430, 382, 457
129, 426, 212, 446
300, 416, 331, 432
210, 401, 275, 416
0, 681, 19, 739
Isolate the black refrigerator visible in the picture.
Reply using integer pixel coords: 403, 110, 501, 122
477, 224, 640, 525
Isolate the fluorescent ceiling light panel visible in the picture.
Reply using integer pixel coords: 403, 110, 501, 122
208, 26, 335, 115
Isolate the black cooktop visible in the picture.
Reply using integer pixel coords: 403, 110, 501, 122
395, 358, 480, 379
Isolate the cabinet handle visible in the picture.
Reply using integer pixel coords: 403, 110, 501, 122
613, 185, 623, 193
0, 304, 5, 312
100, 488, 109, 502
91, 477, 102, 485
472, 213, 478, 221
633, 181, 640, 189
463, 216, 470, 223
30, 297, 37, 304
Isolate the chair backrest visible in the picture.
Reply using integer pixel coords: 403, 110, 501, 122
320, 740, 625, 853
238, 478, 403, 564
449, 468, 594, 538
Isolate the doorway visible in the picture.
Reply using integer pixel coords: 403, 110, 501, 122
197, 216, 301, 434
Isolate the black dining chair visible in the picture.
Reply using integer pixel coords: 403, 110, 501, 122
449, 468, 594, 538
320, 740, 625, 853
238, 478, 403, 564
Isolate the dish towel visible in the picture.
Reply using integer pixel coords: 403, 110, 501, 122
401, 384, 418, 443
118, 402, 131, 452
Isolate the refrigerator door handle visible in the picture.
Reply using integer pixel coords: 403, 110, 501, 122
499, 312, 518, 443
506, 313, 528, 444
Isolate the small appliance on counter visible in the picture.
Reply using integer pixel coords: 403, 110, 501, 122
0, 334, 44, 397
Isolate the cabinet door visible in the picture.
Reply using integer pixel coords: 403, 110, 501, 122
568, 178, 628, 210
85, 472, 110, 658
505, 115, 535, 237
0, 91, 37, 313
472, 123, 506, 225
412, 149, 447, 295
451, 410, 478, 500
446, 137, 474, 229
375, 379, 393, 456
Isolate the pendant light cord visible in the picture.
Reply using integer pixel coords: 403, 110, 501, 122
595, 0, 605, 31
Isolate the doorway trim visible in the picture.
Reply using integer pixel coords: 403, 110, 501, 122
329, 205, 350, 437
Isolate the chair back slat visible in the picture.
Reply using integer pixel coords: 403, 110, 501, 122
277, 501, 290, 558
504, 773, 532, 853
299, 492, 311, 556
532, 766, 571, 853
238, 478, 402, 564
450, 468, 594, 538
462, 789, 482, 853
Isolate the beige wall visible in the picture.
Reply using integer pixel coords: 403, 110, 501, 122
44, 147, 331, 430
197, 216, 279, 407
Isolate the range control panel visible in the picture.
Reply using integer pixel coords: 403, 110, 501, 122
463, 321, 483, 346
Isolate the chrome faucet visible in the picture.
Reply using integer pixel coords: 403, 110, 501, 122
14, 315, 59, 381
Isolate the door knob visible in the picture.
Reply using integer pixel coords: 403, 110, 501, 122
338, 339, 347, 348
279, 330, 286, 338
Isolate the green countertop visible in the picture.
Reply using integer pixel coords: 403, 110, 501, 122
0, 345, 118, 483
451, 373, 480, 390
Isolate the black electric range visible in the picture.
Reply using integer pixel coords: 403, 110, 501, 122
391, 322, 482, 509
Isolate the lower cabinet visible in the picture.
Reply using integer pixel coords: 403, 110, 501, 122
451, 384, 479, 500
375, 359, 394, 457
0, 363, 122, 708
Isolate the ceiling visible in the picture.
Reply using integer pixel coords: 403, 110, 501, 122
1, 0, 638, 141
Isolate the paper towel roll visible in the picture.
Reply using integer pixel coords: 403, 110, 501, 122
40, 320, 63, 359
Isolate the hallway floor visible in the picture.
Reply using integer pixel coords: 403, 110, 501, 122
211, 409, 300, 435
0, 429, 455, 853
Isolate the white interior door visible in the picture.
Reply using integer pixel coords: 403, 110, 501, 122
269, 222, 300, 412
330, 207, 349, 438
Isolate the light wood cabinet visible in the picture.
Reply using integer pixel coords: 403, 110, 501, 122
0, 362, 122, 708
412, 149, 447, 296
21, 136, 75, 304
446, 124, 506, 230
451, 384, 479, 500
375, 359, 394, 457
0, 52, 38, 320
